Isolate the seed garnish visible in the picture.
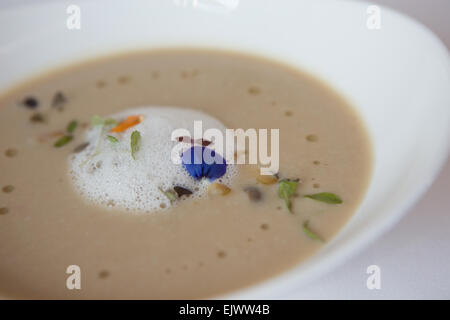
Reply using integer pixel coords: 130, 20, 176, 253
208, 183, 231, 196
174, 186, 193, 197
244, 186, 262, 202
51, 92, 67, 111
22, 97, 39, 109
73, 142, 90, 153
30, 113, 46, 123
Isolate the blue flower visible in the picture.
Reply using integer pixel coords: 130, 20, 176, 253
181, 146, 227, 181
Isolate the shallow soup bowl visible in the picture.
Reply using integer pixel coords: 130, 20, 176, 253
0, 0, 449, 299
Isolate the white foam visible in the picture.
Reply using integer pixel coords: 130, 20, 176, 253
69, 106, 237, 213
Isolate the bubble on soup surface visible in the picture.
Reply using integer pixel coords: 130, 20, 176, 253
2, 185, 14, 193
247, 86, 261, 95
151, 71, 160, 79
217, 250, 227, 259
117, 75, 131, 84
4, 148, 18, 158
306, 134, 319, 142
96, 80, 107, 88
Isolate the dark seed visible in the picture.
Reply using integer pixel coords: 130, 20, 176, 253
174, 186, 193, 197
23, 97, 39, 109
244, 186, 262, 202
176, 136, 212, 146
177, 136, 191, 142
0, 207, 9, 215
73, 142, 89, 153
29, 112, 46, 123
199, 139, 212, 146
51, 92, 67, 111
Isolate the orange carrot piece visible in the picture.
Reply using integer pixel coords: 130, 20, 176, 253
110, 115, 143, 133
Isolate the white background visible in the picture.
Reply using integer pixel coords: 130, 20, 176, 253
291, 0, 450, 300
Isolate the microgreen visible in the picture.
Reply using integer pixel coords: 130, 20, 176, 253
303, 220, 324, 242
278, 179, 299, 212
158, 187, 178, 202
106, 135, 119, 144
130, 130, 141, 160
67, 120, 78, 134
54, 135, 73, 148
304, 192, 342, 204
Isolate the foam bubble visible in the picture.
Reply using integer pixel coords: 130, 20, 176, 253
69, 106, 237, 213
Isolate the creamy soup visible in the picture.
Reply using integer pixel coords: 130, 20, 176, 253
0, 49, 372, 299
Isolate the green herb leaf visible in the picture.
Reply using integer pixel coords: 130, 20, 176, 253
106, 135, 119, 143
278, 179, 299, 212
158, 187, 178, 202
67, 120, 78, 134
130, 130, 141, 160
54, 135, 73, 148
305, 192, 342, 204
303, 220, 324, 242
104, 118, 118, 127
91, 115, 105, 126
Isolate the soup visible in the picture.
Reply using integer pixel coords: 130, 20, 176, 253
0, 49, 372, 299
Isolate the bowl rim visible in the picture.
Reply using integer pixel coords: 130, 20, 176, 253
0, 0, 449, 299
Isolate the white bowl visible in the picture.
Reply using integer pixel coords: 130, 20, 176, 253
0, 0, 449, 299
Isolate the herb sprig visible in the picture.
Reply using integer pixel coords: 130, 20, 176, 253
54, 120, 78, 148
303, 220, 324, 242
106, 135, 119, 144
67, 120, 78, 134
305, 192, 342, 204
278, 179, 299, 212
91, 115, 118, 154
130, 130, 141, 160
158, 187, 178, 202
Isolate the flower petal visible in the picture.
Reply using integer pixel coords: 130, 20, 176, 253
181, 146, 227, 181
